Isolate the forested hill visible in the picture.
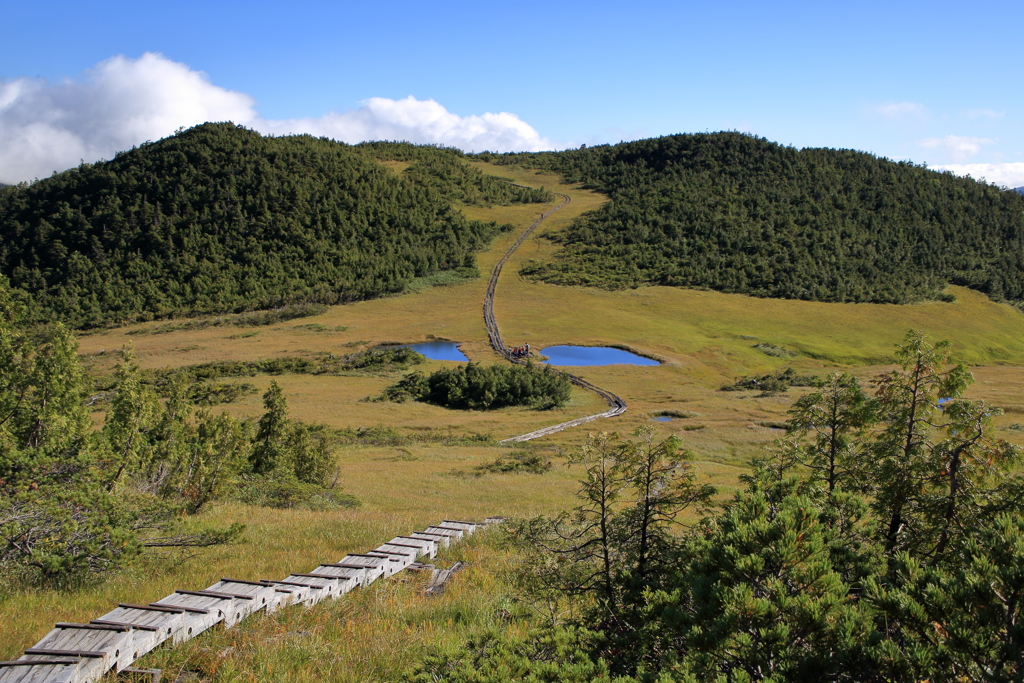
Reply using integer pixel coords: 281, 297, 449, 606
0, 124, 548, 328
490, 134, 1024, 305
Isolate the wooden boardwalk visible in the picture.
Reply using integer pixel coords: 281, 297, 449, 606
481, 193, 628, 443
0, 518, 502, 683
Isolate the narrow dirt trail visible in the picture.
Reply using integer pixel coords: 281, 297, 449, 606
483, 194, 627, 443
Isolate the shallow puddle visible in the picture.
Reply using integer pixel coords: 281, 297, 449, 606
387, 341, 468, 361
540, 345, 659, 367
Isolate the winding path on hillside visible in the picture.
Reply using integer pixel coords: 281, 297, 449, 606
483, 193, 627, 442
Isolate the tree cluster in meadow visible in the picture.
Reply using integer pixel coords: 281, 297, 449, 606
0, 282, 346, 588
0, 124, 524, 328
416, 332, 1024, 682
383, 361, 573, 410
492, 133, 1024, 305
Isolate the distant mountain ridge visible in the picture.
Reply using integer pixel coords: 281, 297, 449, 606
1015, 186, 1024, 195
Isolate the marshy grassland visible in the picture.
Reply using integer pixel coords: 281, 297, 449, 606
5, 161, 1024, 678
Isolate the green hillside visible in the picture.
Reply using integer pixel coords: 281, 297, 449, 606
489, 133, 1024, 305
0, 124, 543, 328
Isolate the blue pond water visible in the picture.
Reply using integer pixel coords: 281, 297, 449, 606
540, 345, 659, 367
391, 341, 468, 361
651, 416, 673, 422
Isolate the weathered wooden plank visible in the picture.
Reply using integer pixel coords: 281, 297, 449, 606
369, 549, 415, 573
176, 589, 253, 601
0, 660, 81, 683
206, 579, 279, 616
393, 537, 438, 557
269, 579, 324, 589
27, 625, 134, 675
52, 624, 128, 633
3, 517, 490, 683
146, 603, 207, 615
116, 604, 181, 614
358, 554, 406, 577
369, 549, 415, 558
88, 621, 158, 633
173, 590, 254, 628
22, 659, 86, 683
283, 575, 345, 605
337, 555, 391, 579
443, 520, 483, 530
309, 567, 363, 593
424, 526, 465, 540
98, 606, 180, 649
15, 662, 78, 683
383, 541, 431, 553
409, 532, 452, 549
256, 580, 312, 607
149, 594, 221, 643
318, 563, 380, 586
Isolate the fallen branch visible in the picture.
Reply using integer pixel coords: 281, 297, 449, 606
425, 561, 467, 596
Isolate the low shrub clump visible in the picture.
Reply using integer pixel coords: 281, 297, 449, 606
753, 342, 798, 357
381, 362, 572, 410
235, 473, 360, 510
136, 303, 329, 335
475, 451, 553, 475
720, 367, 817, 394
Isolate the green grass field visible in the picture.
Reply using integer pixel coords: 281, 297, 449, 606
4, 161, 1024, 678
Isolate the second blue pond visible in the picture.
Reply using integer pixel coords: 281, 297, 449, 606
540, 345, 659, 367
392, 341, 469, 361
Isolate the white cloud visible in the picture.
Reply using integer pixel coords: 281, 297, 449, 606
0, 53, 258, 183
0, 53, 554, 184
930, 163, 1024, 189
961, 108, 1005, 120
259, 96, 552, 154
918, 135, 994, 162
870, 102, 928, 119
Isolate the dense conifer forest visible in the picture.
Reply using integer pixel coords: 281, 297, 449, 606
0, 124, 547, 328
3, 127, 1022, 327
490, 134, 1024, 305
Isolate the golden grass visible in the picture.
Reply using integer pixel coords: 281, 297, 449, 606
75, 162, 1024, 457
0, 444, 745, 667
5, 159, 1022, 674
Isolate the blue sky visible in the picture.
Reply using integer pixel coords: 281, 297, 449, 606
2, 0, 1022, 185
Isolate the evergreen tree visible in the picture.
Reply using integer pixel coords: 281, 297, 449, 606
782, 372, 875, 495
103, 344, 159, 491
250, 380, 289, 475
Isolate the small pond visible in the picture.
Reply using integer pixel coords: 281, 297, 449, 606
388, 341, 468, 362
540, 345, 660, 367
651, 416, 673, 422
